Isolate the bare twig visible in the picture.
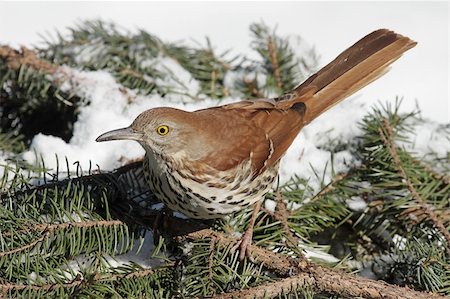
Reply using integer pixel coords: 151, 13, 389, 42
267, 36, 283, 89
273, 191, 305, 259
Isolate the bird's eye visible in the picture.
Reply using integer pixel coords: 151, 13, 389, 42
156, 125, 169, 136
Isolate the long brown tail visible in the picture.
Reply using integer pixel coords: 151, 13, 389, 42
279, 29, 417, 124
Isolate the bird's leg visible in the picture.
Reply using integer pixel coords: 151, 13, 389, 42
232, 200, 262, 261
152, 207, 172, 244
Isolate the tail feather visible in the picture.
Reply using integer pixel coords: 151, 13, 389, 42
279, 29, 417, 124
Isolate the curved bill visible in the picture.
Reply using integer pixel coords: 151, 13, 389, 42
96, 127, 143, 142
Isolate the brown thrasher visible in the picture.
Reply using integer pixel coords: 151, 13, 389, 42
97, 29, 416, 259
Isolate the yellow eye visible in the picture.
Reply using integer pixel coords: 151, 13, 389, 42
156, 125, 169, 136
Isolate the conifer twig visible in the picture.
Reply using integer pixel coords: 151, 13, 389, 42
0, 268, 160, 293
304, 171, 350, 205
378, 118, 450, 252
0, 279, 83, 292
273, 191, 305, 259
182, 229, 445, 299
411, 156, 450, 186
2, 220, 124, 237
0, 46, 56, 73
0, 220, 124, 257
267, 36, 283, 89
0, 233, 48, 257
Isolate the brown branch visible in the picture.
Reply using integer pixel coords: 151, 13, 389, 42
180, 229, 302, 277
214, 273, 314, 299
0, 46, 56, 73
378, 118, 450, 250
120, 67, 155, 85
267, 36, 283, 89
183, 229, 445, 299
273, 191, 305, 259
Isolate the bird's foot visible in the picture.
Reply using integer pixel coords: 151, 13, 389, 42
151, 207, 172, 244
231, 226, 255, 262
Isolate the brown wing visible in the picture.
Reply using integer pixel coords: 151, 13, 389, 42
193, 100, 306, 176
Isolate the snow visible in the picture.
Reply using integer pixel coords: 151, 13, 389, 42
264, 199, 277, 213
392, 234, 407, 251
346, 197, 368, 212
301, 244, 340, 263
401, 119, 450, 159
23, 69, 146, 170
112, 230, 165, 269
145, 55, 201, 98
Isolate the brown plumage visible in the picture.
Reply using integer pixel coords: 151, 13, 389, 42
96, 29, 416, 259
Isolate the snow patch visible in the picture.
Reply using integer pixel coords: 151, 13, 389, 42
264, 199, 277, 213
346, 197, 368, 212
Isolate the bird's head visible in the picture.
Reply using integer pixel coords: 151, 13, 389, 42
96, 107, 202, 157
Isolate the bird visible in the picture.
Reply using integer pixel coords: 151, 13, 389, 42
96, 29, 416, 260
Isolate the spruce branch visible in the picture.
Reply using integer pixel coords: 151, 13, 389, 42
0, 278, 84, 292
378, 118, 450, 252
0, 45, 80, 143
249, 22, 317, 95
165, 38, 234, 98
307, 171, 351, 205
181, 229, 446, 299
242, 77, 265, 98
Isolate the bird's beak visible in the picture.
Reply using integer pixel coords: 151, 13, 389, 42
96, 127, 143, 142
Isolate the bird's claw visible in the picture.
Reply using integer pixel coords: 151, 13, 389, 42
231, 229, 255, 262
